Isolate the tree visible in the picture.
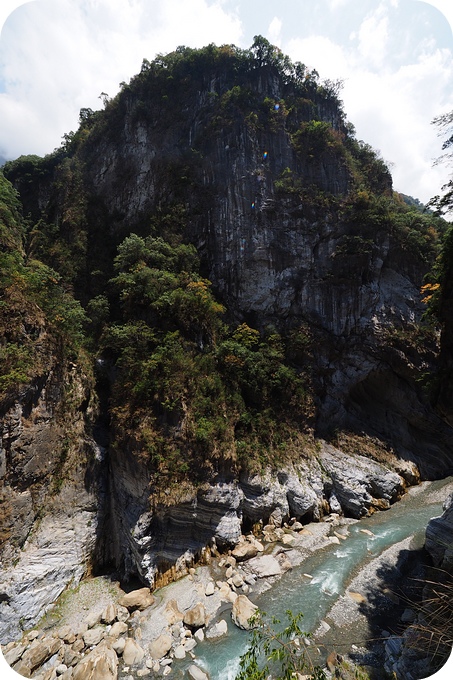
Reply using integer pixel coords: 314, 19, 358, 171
236, 610, 326, 680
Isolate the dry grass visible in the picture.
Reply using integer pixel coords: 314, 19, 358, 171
404, 567, 453, 669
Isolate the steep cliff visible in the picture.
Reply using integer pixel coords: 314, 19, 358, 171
1, 39, 452, 642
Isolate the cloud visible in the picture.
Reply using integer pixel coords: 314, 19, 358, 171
267, 16, 282, 47
0, 0, 242, 159
356, 3, 390, 70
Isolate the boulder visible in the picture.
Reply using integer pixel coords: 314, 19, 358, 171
205, 581, 215, 596
119, 588, 154, 611
243, 555, 282, 578
206, 619, 228, 639
149, 634, 172, 660
72, 641, 118, 680
232, 542, 258, 562
18, 637, 62, 674
85, 610, 102, 629
101, 604, 117, 625
231, 595, 258, 630
109, 621, 128, 638
112, 638, 125, 655
122, 638, 145, 666
164, 599, 184, 624
83, 626, 105, 647
183, 603, 207, 629
173, 644, 186, 659
187, 665, 210, 680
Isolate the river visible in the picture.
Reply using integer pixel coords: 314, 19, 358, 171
188, 476, 453, 679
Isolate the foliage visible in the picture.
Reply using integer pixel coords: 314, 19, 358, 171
236, 610, 326, 680
100, 229, 313, 482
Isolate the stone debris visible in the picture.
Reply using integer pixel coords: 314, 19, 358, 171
183, 603, 207, 629
118, 588, 155, 612
231, 595, 258, 630
187, 664, 210, 680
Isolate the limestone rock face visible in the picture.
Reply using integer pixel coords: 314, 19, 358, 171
425, 494, 453, 568
0, 366, 101, 643
318, 444, 404, 518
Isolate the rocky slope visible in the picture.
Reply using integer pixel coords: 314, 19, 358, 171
1, 39, 453, 647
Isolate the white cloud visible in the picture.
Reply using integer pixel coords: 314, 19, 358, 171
267, 16, 282, 47
0, 0, 242, 159
287, 35, 349, 78
285, 19, 453, 203
356, 4, 390, 71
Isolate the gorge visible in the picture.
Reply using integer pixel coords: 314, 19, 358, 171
1, 37, 453, 678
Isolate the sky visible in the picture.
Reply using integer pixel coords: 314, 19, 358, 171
0, 0, 452, 206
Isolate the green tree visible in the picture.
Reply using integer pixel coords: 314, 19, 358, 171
236, 610, 326, 680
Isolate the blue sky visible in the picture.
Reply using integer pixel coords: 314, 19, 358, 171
0, 0, 452, 204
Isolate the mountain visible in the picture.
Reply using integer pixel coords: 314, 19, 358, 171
0, 38, 452, 642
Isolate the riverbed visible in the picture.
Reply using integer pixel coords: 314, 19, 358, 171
188, 476, 453, 679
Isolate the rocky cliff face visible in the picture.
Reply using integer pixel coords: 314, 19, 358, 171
1, 41, 452, 644
0, 358, 104, 641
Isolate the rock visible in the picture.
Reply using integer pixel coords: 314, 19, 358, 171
56, 664, 69, 675
122, 637, 145, 666
225, 566, 234, 579
57, 626, 76, 644
347, 591, 366, 603
318, 444, 404, 519
401, 608, 416, 623
282, 534, 295, 546
162, 667, 172, 677
173, 644, 186, 659
72, 639, 85, 653
231, 573, 244, 588
3, 643, 27, 666
61, 670, 74, 680
85, 610, 102, 629
64, 648, 81, 667
137, 671, 151, 678
101, 604, 117, 625
109, 621, 128, 638
206, 619, 228, 639
243, 555, 282, 578
205, 581, 215, 596
232, 542, 259, 562
164, 599, 184, 624
184, 638, 198, 652
315, 620, 331, 638
183, 603, 207, 629
82, 626, 105, 647
194, 628, 205, 642
18, 637, 62, 674
326, 652, 339, 673
231, 595, 258, 630
291, 521, 303, 531
187, 664, 210, 680
116, 605, 130, 622
119, 588, 154, 611
149, 634, 172, 660
72, 641, 118, 680
112, 637, 125, 655
425, 494, 453, 568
